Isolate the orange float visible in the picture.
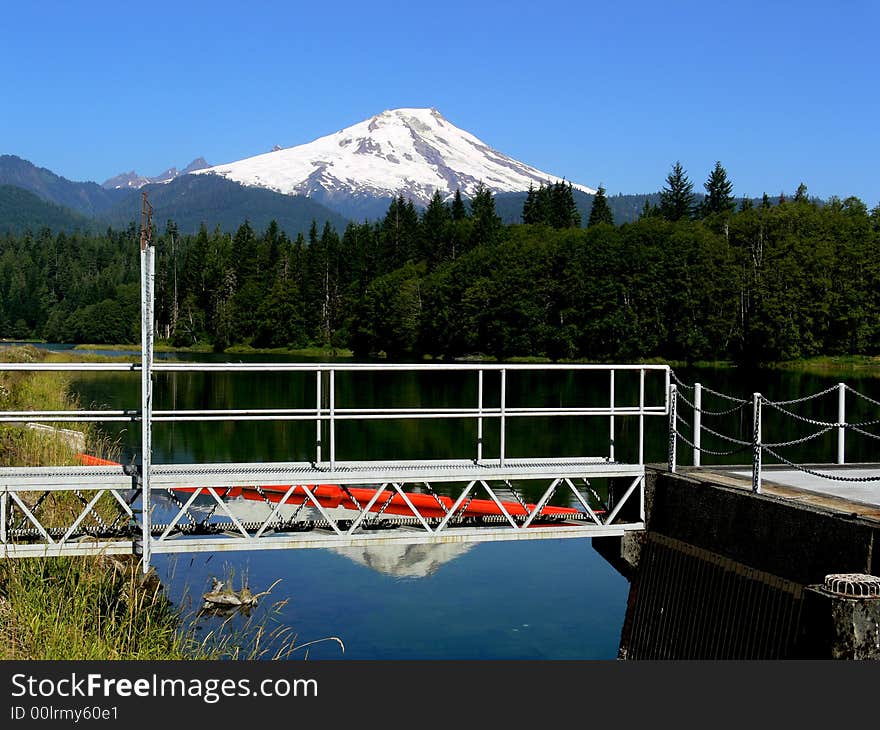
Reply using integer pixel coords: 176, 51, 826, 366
75, 454, 588, 520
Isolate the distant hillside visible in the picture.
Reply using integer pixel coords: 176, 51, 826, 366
494, 190, 663, 226
0, 185, 92, 234
0, 155, 126, 217
100, 174, 351, 238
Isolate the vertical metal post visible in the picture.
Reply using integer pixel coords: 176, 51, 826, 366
499, 368, 506, 467
1, 491, 7, 544
837, 382, 846, 465
139, 233, 154, 573
329, 368, 336, 470
315, 370, 322, 464
694, 382, 702, 467
477, 369, 484, 462
639, 370, 646, 522
609, 370, 616, 462
752, 392, 762, 494
638, 369, 645, 465
667, 384, 677, 473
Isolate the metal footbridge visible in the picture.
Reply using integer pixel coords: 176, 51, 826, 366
0, 359, 668, 568
0, 197, 670, 569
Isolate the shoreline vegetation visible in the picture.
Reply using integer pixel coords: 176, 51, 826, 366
31, 342, 876, 378
0, 345, 338, 660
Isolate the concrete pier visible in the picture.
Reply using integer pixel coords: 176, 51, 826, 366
597, 466, 880, 659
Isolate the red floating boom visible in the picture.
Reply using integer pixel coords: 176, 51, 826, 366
75, 454, 588, 520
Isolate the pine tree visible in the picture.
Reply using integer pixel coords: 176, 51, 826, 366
451, 189, 467, 221
794, 182, 809, 203
739, 197, 753, 212
702, 161, 735, 216
556, 181, 581, 228
522, 184, 537, 224
659, 161, 695, 221
533, 184, 552, 225
469, 182, 502, 247
587, 185, 614, 227
761, 193, 771, 209
639, 199, 659, 219
421, 190, 452, 264
568, 182, 582, 227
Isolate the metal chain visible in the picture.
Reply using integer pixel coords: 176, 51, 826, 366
762, 446, 880, 482
670, 370, 694, 391
198, 486, 234, 526
677, 389, 748, 417
14, 490, 51, 531
278, 489, 312, 528
252, 485, 287, 529
845, 384, 880, 409
763, 426, 835, 449
164, 488, 197, 527
675, 429, 752, 457
340, 485, 365, 512
74, 489, 109, 533
372, 490, 397, 519
699, 384, 749, 404
698, 420, 752, 446
761, 397, 880, 429
458, 492, 477, 516
676, 412, 692, 432
422, 482, 450, 516
846, 424, 880, 442
503, 480, 530, 512
762, 384, 840, 406
109, 488, 140, 531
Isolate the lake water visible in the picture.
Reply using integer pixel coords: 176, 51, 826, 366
42, 347, 880, 659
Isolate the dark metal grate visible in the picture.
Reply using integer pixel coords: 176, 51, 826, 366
824, 573, 880, 598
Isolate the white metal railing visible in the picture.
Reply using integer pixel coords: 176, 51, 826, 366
149, 361, 669, 469
0, 361, 670, 466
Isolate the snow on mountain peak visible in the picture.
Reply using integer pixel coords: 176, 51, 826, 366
102, 157, 209, 190
193, 108, 595, 205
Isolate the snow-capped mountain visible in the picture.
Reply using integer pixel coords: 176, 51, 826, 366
193, 108, 595, 209
102, 157, 210, 190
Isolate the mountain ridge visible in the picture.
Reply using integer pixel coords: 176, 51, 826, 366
101, 157, 211, 190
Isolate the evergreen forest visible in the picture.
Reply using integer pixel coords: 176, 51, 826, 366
1, 165, 879, 365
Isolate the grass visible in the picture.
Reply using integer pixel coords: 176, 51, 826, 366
0, 555, 343, 660
223, 343, 354, 357
0, 345, 343, 660
0, 556, 199, 660
769, 355, 880, 377
73, 341, 355, 357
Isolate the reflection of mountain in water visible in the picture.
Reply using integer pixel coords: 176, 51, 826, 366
332, 543, 475, 578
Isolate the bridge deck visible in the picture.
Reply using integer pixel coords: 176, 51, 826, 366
150, 457, 643, 486
0, 457, 643, 490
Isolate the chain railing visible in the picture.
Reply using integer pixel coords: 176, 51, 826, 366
668, 373, 880, 493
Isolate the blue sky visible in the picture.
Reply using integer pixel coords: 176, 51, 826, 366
3, 0, 878, 203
